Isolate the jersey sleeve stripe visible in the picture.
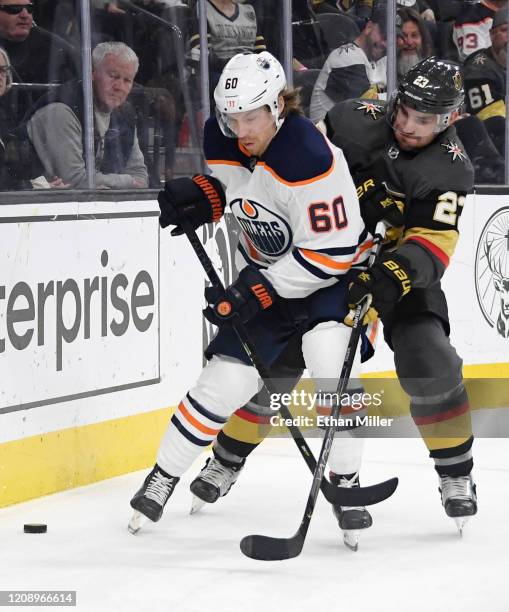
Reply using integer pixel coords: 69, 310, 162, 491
297, 237, 373, 274
477, 99, 506, 120
207, 159, 243, 167
237, 242, 265, 269
405, 235, 450, 267
292, 249, 335, 279
299, 248, 356, 270
313, 229, 369, 255
257, 157, 335, 186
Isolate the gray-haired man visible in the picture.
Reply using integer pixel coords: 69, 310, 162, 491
27, 41, 148, 189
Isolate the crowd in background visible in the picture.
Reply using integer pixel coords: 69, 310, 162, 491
0, 0, 507, 190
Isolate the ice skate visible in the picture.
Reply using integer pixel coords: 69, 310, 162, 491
439, 474, 477, 535
128, 464, 179, 533
331, 472, 373, 551
189, 455, 245, 514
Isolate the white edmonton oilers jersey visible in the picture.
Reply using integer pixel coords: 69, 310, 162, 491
204, 113, 371, 299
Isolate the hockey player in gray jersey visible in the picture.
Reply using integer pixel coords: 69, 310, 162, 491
128, 51, 378, 544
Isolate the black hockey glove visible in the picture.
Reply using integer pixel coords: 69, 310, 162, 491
158, 174, 226, 234
347, 252, 413, 319
203, 266, 277, 327
358, 179, 405, 234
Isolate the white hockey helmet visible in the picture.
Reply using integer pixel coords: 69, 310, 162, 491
214, 51, 287, 138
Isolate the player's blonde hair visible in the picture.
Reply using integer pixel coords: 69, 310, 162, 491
280, 88, 305, 118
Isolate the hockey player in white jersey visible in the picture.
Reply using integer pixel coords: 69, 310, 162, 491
128, 51, 375, 545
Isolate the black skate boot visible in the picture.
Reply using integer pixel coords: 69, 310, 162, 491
439, 473, 477, 534
128, 464, 179, 534
189, 455, 245, 514
330, 472, 373, 551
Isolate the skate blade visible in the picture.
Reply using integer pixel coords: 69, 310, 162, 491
190, 495, 206, 515
342, 530, 359, 552
454, 516, 470, 536
128, 511, 148, 534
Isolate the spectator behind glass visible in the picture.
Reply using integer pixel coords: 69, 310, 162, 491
464, 7, 507, 120
397, 0, 435, 22
26, 41, 148, 189
0, 45, 14, 187
309, 10, 387, 123
462, 7, 507, 165
189, 0, 267, 92
453, 0, 507, 62
336, 0, 373, 20
397, 7, 434, 78
92, 0, 134, 49
0, 0, 78, 83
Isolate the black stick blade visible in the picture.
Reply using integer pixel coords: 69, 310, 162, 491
240, 533, 304, 561
325, 476, 399, 506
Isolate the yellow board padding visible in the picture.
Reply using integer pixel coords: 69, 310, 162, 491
0, 362, 508, 508
0, 407, 174, 509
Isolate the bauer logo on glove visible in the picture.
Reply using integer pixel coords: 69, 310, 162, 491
347, 252, 414, 319
382, 259, 412, 296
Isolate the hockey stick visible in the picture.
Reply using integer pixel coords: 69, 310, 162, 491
179, 219, 397, 509
239, 221, 393, 560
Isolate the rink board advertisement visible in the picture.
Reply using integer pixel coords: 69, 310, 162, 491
0, 200, 160, 413
0, 192, 508, 507
444, 193, 509, 367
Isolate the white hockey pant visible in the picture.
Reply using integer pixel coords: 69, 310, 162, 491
302, 321, 364, 476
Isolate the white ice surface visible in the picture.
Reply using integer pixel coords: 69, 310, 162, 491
0, 437, 507, 612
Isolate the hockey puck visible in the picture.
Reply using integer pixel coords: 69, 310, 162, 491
23, 524, 47, 534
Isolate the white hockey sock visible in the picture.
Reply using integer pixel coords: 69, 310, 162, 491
328, 434, 364, 476
157, 356, 261, 476
302, 320, 365, 477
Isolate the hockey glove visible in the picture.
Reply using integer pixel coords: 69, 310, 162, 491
358, 179, 404, 234
158, 174, 226, 233
347, 253, 413, 320
203, 266, 277, 327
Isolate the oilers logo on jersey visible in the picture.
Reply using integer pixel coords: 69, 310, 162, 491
230, 198, 293, 257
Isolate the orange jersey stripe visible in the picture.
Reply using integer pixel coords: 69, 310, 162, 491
207, 159, 243, 167
299, 239, 373, 271
178, 402, 221, 436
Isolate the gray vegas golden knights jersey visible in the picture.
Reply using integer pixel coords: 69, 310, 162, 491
190, 1, 266, 63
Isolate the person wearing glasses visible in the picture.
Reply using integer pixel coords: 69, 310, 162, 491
0, 0, 32, 43
0, 0, 79, 119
